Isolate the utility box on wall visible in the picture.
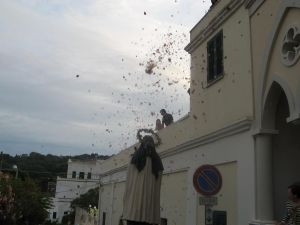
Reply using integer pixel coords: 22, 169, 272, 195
213, 211, 226, 225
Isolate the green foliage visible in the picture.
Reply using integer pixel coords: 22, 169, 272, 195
71, 187, 99, 210
1, 152, 110, 193
61, 211, 75, 225
1, 152, 108, 224
0, 177, 52, 225
59, 187, 99, 225
43, 220, 61, 225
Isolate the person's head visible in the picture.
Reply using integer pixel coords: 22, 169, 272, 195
288, 183, 300, 201
160, 109, 166, 116
141, 135, 155, 151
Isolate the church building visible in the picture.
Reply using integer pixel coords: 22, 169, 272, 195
96, 1, 300, 225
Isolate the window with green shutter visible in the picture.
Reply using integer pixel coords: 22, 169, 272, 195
207, 30, 224, 83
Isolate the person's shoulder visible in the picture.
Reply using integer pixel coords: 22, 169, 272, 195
286, 200, 294, 207
167, 113, 173, 119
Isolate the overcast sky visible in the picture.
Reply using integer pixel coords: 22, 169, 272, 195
0, 0, 211, 156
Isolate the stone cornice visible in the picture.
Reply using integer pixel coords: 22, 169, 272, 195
160, 117, 253, 158
98, 117, 253, 179
56, 177, 100, 182
244, 0, 256, 8
185, 0, 244, 54
244, 0, 265, 16
99, 164, 128, 178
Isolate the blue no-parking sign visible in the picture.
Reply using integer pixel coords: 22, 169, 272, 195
193, 164, 222, 196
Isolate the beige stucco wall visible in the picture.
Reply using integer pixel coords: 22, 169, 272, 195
266, 8, 300, 101
112, 182, 125, 225
250, 0, 279, 109
190, 0, 234, 41
100, 184, 113, 225
251, 0, 300, 125
189, 4, 253, 137
197, 162, 237, 225
160, 171, 188, 225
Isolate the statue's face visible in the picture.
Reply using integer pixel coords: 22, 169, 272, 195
142, 136, 155, 150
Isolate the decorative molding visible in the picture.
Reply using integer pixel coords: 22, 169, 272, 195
160, 117, 253, 158
244, 0, 256, 9
286, 113, 300, 123
256, 0, 300, 131
281, 24, 300, 67
263, 74, 296, 119
56, 177, 100, 182
245, 0, 265, 16
184, 0, 243, 53
252, 128, 279, 136
185, 0, 244, 54
249, 220, 277, 225
98, 117, 253, 180
99, 164, 128, 178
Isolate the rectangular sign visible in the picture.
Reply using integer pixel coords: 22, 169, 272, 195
199, 196, 218, 206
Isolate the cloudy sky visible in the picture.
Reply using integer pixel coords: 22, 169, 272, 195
0, 0, 211, 156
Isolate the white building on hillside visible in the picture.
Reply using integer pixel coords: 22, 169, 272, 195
48, 159, 104, 223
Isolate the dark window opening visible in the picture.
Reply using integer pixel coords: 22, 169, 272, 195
53, 212, 57, 219
79, 172, 84, 179
87, 172, 92, 179
161, 218, 168, 225
72, 171, 76, 178
207, 30, 224, 83
102, 212, 106, 225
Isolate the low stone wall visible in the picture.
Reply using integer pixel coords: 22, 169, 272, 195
74, 207, 98, 225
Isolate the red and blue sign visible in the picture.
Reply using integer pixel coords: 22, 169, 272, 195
193, 164, 222, 196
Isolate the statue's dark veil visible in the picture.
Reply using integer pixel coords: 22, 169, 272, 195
131, 135, 164, 178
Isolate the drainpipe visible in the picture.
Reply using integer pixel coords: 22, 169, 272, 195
98, 175, 103, 225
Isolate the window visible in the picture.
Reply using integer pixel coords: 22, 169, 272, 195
207, 30, 224, 83
53, 212, 57, 219
64, 211, 69, 215
72, 171, 76, 178
79, 172, 84, 179
102, 212, 106, 225
87, 172, 92, 179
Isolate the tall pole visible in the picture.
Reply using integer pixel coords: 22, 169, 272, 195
0, 151, 3, 170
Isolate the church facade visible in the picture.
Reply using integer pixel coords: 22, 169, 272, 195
97, 1, 300, 225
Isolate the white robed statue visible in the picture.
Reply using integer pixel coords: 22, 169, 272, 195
122, 135, 164, 225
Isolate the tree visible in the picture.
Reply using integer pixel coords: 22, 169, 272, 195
0, 174, 15, 224
0, 175, 52, 225
61, 187, 99, 225
70, 187, 99, 210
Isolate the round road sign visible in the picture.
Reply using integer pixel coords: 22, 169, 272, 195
193, 164, 222, 196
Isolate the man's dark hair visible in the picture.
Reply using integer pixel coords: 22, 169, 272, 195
160, 109, 166, 114
288, 182, 300, 198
